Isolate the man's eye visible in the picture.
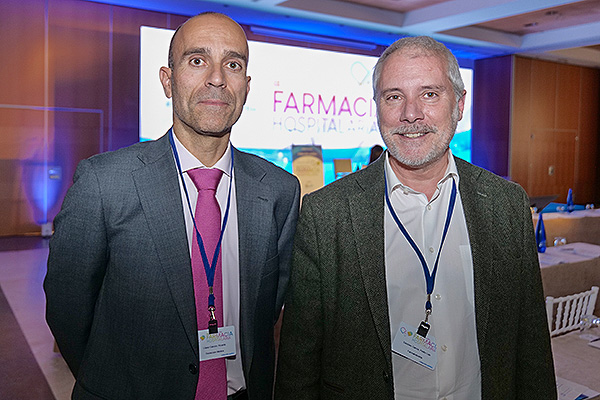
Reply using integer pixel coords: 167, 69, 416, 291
387, 95, 400, 101
424, 92, 437, 98
190, 58, 204, 66
227, 61, 241, 70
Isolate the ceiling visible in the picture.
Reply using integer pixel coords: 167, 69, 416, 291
93, 0, 600, 67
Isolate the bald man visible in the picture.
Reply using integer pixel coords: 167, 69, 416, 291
45, 13, 300, 400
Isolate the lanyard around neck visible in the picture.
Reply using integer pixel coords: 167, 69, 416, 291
384, 168, 457, 316
168, 129, 233, 307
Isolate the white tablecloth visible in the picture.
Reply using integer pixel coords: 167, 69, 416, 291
552, 327, 600, 394
539, 242, 600, 267
533, 209, 600, 246
538, 242, 600, 316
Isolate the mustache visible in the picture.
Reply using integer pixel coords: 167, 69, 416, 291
388, 124, 438, 135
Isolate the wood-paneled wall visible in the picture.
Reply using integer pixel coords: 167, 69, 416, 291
511, 56, 599, 204
0, 0, 187, 236
474, 55, 600, 205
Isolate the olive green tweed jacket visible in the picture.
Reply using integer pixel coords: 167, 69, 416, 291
275, 154, 556, 400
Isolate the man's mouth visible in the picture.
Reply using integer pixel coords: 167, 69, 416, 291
196, 90, 233, 106
401, 132, 427, 139
200, 99, 228, 106
392, 124, 437, 138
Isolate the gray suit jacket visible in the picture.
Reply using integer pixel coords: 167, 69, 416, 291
275, 155, 556, 400
45, 133, 300, 399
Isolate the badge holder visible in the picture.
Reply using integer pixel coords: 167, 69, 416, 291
417, 296, 432, 338
417, 320, 430, 338
208, 305, 218, 334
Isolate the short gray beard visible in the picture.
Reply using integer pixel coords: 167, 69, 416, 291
380, 105, 460, 169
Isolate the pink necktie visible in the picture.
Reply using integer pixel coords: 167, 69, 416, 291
188, 168, 227, 400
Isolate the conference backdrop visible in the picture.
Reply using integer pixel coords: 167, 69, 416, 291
140, 26, 472, 184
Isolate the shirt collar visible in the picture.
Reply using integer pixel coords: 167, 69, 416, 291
172, 131, 232, 178
384, 150, 459, 198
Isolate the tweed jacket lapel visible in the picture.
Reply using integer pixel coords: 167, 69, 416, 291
455, 157, 498, 357
131, 134, 198, 355
233, 148, 277, 372
348, 157, 393, 370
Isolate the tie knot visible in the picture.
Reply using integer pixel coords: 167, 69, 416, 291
188, 168, 223, 191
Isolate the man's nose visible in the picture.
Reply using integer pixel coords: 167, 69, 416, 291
400, 98, 424, 123
206, 65, 226, 88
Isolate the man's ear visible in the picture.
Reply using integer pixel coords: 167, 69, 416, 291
457, 89, 466, 121
243, 75, 251, 104
159, 66, 173, 98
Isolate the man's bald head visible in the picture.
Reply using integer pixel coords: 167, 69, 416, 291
167, 12, 248, 69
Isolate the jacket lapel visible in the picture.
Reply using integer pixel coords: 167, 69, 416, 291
132, 134, 199, 355
348, 158, 393, 369
455, 157, 496, 356
233, 148, 274, 371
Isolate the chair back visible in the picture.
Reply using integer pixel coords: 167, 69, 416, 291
546, 286, 599, 337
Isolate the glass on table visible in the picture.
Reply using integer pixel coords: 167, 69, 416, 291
553, 237, 567, 247
579, 314, 600, 332
530, 206, 538, 214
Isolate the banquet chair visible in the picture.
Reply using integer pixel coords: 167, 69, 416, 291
545, 286, 599, 337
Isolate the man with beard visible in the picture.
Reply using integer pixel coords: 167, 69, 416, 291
275, 36, 555, 399
45, 12, 299, 400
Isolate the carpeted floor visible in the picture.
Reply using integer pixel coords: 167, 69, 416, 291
0, 285, 56, 399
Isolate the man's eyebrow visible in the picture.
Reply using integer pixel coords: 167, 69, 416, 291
377, 84, 447, 97
224, 50, 248, 64
182, 47, 209, 58
421, 84, 447, 92
379, 88, 402, 96
181, 47, 247, 64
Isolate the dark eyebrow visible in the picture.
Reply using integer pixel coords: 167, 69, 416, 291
182, 47, 209, 58
224, 50, 248, 65
181, 47, 247, 65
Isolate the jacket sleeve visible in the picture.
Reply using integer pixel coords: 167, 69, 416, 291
44, 158, 108, 377
514, 187, 557, 399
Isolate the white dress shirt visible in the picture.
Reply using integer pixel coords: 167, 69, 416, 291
172, 133, 246, 395
384, 151, 481, 400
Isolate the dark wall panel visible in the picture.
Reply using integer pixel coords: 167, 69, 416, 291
472, 55, 512, 177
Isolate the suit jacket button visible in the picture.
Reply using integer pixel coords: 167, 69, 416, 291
189, 364, 198, 375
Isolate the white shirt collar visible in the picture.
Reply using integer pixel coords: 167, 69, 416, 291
384, 150, 459, 198
171, 131, 232, 177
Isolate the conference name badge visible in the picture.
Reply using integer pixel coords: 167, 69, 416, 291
198, 326, 236, 361
392, 321, 438, 370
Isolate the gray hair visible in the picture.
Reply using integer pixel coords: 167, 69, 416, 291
372, 36, 464, 101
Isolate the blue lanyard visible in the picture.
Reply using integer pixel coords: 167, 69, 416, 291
384, 168, 457, 318
168, 129, 233, 309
